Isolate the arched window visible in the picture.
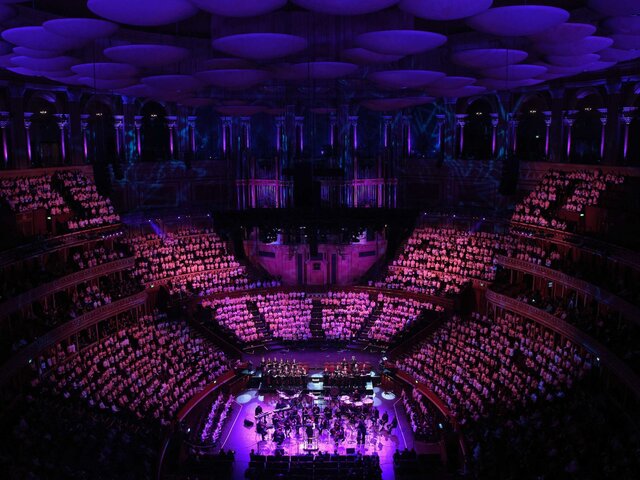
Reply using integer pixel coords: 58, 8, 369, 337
27, 97, 60, 167
516, 100, 546, 162
572, 96, 602, 164
140, 101, 168, 162
86, 100, 116, 166
463, 100, 492, 160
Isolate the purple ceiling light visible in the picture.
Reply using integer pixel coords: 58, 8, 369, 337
46, 74, 88, 86
481, 64, 547, 80
478, 78, 545, 90
399, 0, 492, 21
72, 63, 139, 79
12, 55, 79, 72
452, 48, 528, 69
142, 75, 202, 92
287, 62, 358, 80
428, 76, 476, 89
598, 47, 640, 62
466, 6, 569, 36
534, 36, 613, 56
79, 77, 138, 89
361, 97, 434, 112
356, 30, 447, 55
194, 69, 270, 88
604, 16, 640, 35
104, 45, 190, 67
13, 47, 60, 58
88, 0, 197, 26
190, 0, 286, 17
43, 18, 118, 39
611, 34, 640, 50
370, 69, 445, 89
588, 0, 640, 17
6, 67, 41, 77
529, 23, 596, 44
201, 58, 254, 70
212, 34, 307, 60
341, 48, 403, 65
546, 54, 600, 67
582, 61, 618, 72
292, 0, 398, 15
2, 26, 87, 52
427, 85, 486, 98
0, 53, 16, 67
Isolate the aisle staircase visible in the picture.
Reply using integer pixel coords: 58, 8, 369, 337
245, 300, 278, 351
309, 299, 325, 341
352, 301, 383, 350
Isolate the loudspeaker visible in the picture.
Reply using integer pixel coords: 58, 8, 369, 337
244, 418, 254, 427
346, 447, 356, 455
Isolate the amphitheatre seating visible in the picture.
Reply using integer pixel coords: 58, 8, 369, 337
512, 169, 624, 230
320, 291, 375, 341
45, 313, 230, 426
202, 296, 264, 344
255, 292, 312, 341
368, 294, 443, 344
396, 312, 592, 423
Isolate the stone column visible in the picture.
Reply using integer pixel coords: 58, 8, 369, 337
329, 112, 337, 147
0, 113, 9, 167
621, 107, 636, 162
510, 118, 519, 154
134, 115, 142, 157
240, 116, 251, 150
221, 116, 232, 155
543, 111, 552, 158
402, 114, 412, 157
55, 114, 69, 163
597, 108, 607, 160
187, 115, 197, 158
604, 80, 622, 165
490, 114, 499, 156
549, 87, 565, 163
383, 115, 393, 149
295, 116, 304, 154
80, 114, 89, 162
113, 114, 124, 158
24, 112, 33, 165
275, 116, 284, 152
165, 115, 177, 159
455, 114, 468, 156
564, 115, 575, 161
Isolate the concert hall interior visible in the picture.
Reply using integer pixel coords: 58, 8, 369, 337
1, 1, 640, 480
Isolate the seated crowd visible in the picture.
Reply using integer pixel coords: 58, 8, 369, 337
124, 227, 277, 296
0, 242, 129, 303
254, 292, 312, 341
368, 295, 443, 344
373, 227, 521, 296
0, 171, 120, 232
320, 291, 375, 341
400, 388, 437, 441
396, 311, 592, 423
42, 313, 230, 426
3, 273, 142, 361
53, 171, 120, 230
506, 285, 640, 373
203, 296, 264, 344
512, 169, 624, 230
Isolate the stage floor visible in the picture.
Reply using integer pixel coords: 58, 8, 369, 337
219, 387, 415, 480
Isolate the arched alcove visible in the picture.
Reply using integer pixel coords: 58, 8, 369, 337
140, 101, 168, 162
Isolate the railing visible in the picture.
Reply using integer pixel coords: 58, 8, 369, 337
0, 257, 135, 318
485, 289, 640, 398
510, 221, 640, 271
395, 370, 453, 425
0, 223, 124, 269
0, 290, 147, 385
193, 285, 456, 311
496, 255, 640, 325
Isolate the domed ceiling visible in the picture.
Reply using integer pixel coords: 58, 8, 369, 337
0, 1, 638, 111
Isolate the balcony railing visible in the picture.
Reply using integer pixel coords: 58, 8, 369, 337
0, 257, 135, 319
0, 290, 147, 385
485, 289, 640, 398
496, 255, 640, 325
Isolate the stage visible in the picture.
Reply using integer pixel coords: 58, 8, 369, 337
217, 387, 421, 480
